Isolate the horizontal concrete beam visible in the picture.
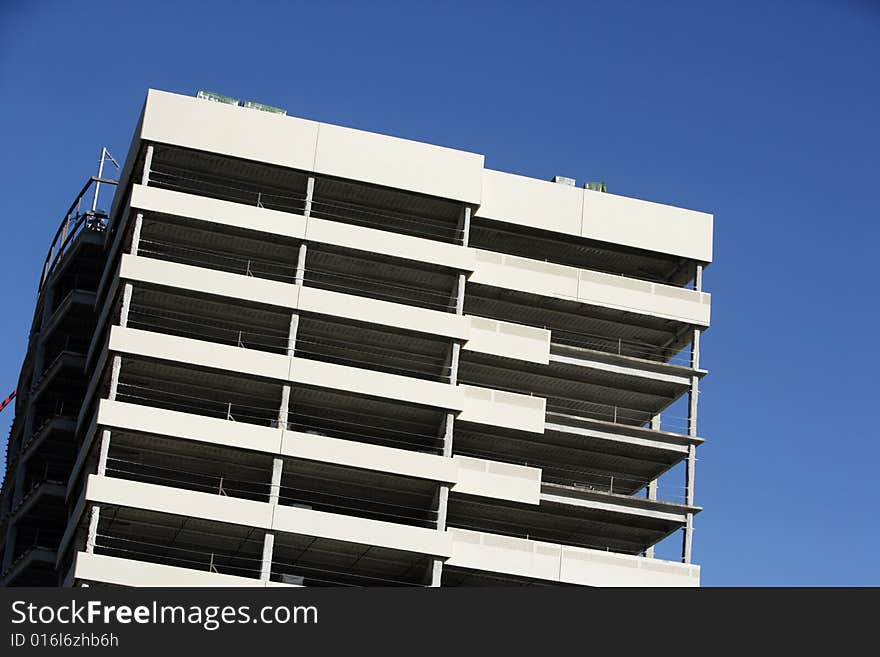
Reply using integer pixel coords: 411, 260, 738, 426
118, 254, 568, 366
131, 184, 477, 272
95, 400, 548, 504
72, 552, 296, 588
85, 475, 452, 559
541, 485, 698, 522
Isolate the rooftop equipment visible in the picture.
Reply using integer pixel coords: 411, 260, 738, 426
196, 90, 240, 106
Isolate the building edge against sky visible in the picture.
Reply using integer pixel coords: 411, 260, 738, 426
0, 89, 712, 587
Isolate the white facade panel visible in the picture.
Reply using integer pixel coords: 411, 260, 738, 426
142, 89, 320, 172
451, 456, 542, 505
85, 475, 274, 529
313, 122, 484, 205
290, 356, 464, 411
582, 189, 713, 263
296, 286, 470, 341
458, 385, 546, 434
447, 528, 700, 587
271, 505, 453, 558
120, 254, 300, 311
447, 528, 562, 582
281, 431, 459, 485
471, 249, 710, 326
98, 399, 285, 454
108, 325, 292, 380
464, 316, 550, 364
130, 184, 308, 240
477, 168, 713, 263
305, 216, 476, 272
74, 553, 273, 588
477, 169, 584, 236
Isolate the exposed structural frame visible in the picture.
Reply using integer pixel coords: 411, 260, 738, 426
0, 89, 712, 587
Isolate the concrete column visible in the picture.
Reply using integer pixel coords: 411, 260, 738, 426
141, 145, 154, 186
459, 206, 471, 247
448, 343, 461, 386
645, 478, 658, 558
260, 533, 275, 583
278, 386, 290, 430
682, 315, 701, 563
269, 458, 283, 506
108, 355, 122, 402
435, 485, 449, 532
295, 244, 307, 286
429, 560, 444, 587
429, 484, 450, 587
130, 212, 143, 256
287, 314, 300, 357
119, 283, 133, 328
303, 176, 315, 218
454, 274, 466, 315
682, 510, 695, 564
97, 430, 111, 477
85, 505, 100, 554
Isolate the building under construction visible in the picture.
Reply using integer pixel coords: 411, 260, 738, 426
0, 89, 712, 587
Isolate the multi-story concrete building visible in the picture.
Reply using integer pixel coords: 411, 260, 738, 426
1, 89, 712, 587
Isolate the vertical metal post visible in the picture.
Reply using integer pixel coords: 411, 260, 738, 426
91, 148, 106, 213
92, 147, 120, 213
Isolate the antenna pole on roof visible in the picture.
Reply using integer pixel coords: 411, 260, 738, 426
91, 147, 121, 214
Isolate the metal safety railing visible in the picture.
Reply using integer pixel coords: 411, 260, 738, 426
38, 176, 118, 293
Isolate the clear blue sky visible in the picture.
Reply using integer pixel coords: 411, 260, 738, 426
1, 0, 878, 586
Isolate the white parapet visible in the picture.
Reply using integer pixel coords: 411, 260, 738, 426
447, 528, 700, 587
458, 384, 546, 434
72, 552, 288, 588
470, 249, 711, 326
464, 316, 550, 364
140, 89, 485, 205
477, 169, 713, 263
451, 456, 541, 505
